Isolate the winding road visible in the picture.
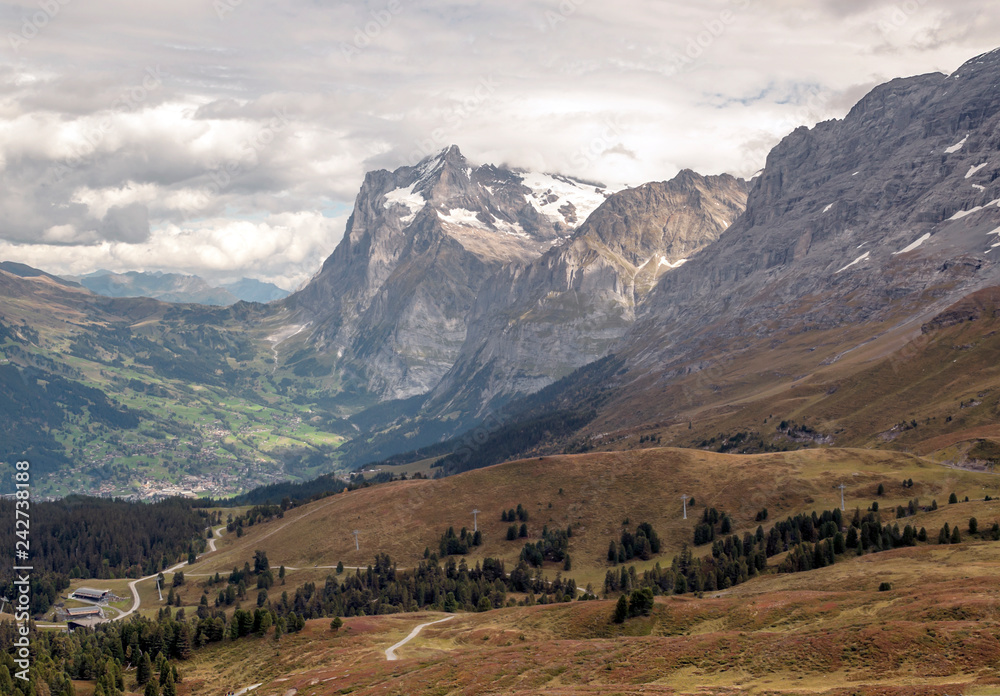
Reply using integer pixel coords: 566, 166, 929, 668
113, 525, 226, 622
385, 616, 455, 661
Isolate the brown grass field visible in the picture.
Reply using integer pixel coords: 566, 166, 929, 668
60, 446, 1000, 694
192, 446, 1000, 591
176, 536, 1000, 695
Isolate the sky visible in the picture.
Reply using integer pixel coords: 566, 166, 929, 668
0, 0, 997, 290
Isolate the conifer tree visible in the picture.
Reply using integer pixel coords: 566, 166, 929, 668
613, 594, 629, 623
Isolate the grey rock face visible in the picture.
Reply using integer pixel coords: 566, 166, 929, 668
422, 170, 748, 417
614, 48, 1000, 387
285, 146, 616, 399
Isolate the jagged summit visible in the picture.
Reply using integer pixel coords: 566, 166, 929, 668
377, 145, 618, 245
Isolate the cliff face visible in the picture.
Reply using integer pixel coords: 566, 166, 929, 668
421, 170, 748, 418
285, 146, 616, 399
508, 48, 1000, 443
622, 50, 1000, 376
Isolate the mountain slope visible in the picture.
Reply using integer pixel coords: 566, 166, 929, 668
0, 266, 345, 497
421, 170, 748, 421
422, 48, 1000, 463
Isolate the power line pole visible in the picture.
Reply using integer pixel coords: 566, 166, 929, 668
681, 494, 689, 520
472, 509, 481, 532
838, 484, 847, 512
352, 530, 360, 551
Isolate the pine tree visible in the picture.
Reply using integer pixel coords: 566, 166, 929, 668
173, 624, 192, 660
613, 594, 629, 623
939, 523, 951, 544
969, 517, 978, 535
951, 526, 961, 544
137, 653, 152, 685
161, 671, 176, 696
144, 682, 160, 696
949, 492, 958, 504
628, 587, 654, 617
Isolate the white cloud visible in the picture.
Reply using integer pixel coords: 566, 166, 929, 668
0, 210, 347, 290
0, 0, 997, 281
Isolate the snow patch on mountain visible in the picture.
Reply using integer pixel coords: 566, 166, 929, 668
945, 134, 969, 153
438, 207, 488, 229
519, 172, 615, 226
658, 257, 688, 269
836, 252, 870, 274
966, 162, 988, 178
893, 233, 931, 255
383, 185, 426, 224
949, 199, 1000, 220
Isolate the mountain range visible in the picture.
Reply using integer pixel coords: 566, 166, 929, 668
2, 48, 1000, 495
69, 270, 290, 305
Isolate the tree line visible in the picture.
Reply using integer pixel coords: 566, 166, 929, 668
0, 496, 210, 616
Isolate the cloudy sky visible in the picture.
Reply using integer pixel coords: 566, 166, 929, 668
0, 0, 996, 290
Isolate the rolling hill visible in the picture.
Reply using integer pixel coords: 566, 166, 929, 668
158, 446, 1000, 695
194, 447, 1000, 589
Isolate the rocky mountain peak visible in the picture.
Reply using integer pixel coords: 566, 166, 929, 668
573, 171, 747, 268
284, 147, 622, 401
